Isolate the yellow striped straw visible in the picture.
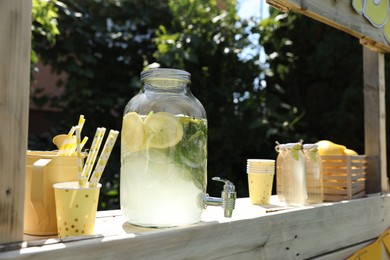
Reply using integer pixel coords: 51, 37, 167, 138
75, 125, 83, 187
68, 114, 86, 156
62, 136, 75, 156
57, 115, 86, 156
68, 136, 89, 156
80, 136, 88, 149
78, 115, 85, 132
89, 130, 119, 187
81, 127, 106, 187
58, 126, 76, 156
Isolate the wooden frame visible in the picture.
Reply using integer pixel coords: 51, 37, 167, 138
363, 49, 388, 193
0, 0, 389, 258
266, 0, 390, 53
266, 0, 389, 195
0, 0, 31, 244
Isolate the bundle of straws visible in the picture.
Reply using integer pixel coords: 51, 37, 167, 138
58, 115, 119, 188
57, 115, 88, 156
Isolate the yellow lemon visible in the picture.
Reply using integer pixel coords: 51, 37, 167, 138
144, 112, 183, 149
343, 148, 358, 156
315, 140, 346, 156
121, 112, 146, 153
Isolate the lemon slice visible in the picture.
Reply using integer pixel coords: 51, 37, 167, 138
121, 112, 145, 153
144, 112, 183, 149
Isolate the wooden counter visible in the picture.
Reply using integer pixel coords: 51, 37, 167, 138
1, 195, 389, 259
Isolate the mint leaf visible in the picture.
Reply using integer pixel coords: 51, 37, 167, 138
174, 117, 207, 191
291, 144, 301, 161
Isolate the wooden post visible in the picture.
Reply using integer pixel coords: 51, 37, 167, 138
0, 1, 31, 243
363, 47, 388, 194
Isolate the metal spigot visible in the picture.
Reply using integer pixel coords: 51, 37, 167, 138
204, 177, 236, 218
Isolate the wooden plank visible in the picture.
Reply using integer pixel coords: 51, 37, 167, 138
1, 196, 390, 259
347, 156, 353, 199
363, 47, 388, 194
0, 1, 31, 244
266, 0, 390, 53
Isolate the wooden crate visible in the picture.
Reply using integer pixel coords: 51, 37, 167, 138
321, 155, 367, 202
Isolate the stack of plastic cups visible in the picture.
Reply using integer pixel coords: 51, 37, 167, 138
247, 159, 275, 205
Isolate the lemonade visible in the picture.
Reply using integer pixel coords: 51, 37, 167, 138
120, 111, 207, 227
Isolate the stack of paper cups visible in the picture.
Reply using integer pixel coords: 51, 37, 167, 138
247, 159, 275, 205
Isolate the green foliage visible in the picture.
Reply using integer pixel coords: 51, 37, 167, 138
31, 0, 59, 65
36, 0, 172, 129
31, 0, 390, 210
33, 0, 172, 209
259, 10, 364, 152
260, 9, 390, 179
31, 0, 303, 207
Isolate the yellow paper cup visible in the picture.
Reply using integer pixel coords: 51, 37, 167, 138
53, 181, 101, 238
248, 172, 274, 205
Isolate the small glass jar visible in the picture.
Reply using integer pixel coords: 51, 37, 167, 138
280, 142, 307, 206
275, 143, 287, 202
303, 144, 323, 204
120, 68, 207, 227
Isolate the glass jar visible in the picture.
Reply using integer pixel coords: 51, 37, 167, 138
303, 144, 323, 204
120, 68, 207, 227
281, 142, 307, 206
275, 143, 287, 202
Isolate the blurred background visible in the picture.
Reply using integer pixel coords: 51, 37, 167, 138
30, 0, 390, 210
